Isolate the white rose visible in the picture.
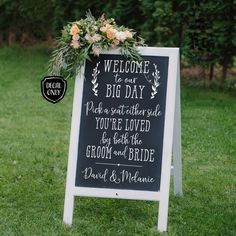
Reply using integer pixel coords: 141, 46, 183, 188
115, 31, 127, 42
85, 33, 92, 42
72, 34, 80, 41
100, 26, 107, 32
125, 30, 133, 38
92, 46, 102, 56
91, 34, 101, 42
100, 24, 111, 33
70, 40, 80, 49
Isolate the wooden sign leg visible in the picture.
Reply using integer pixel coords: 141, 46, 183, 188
63, 190, 74, 225
172, 61, 183, 196
157, 185, 171, 231
63, 74, 85, 226
157, 52, 182, 232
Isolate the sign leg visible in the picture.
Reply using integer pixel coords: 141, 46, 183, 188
63, 74, 84, 225
63, 191, 74, 225
157, 187, 170, 232
172, 59, 183, 196
157, 51, 182, 232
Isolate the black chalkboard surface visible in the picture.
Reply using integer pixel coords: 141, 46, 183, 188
75, 54, 169, 192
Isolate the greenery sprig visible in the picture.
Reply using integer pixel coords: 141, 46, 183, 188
48, 12, 145, 79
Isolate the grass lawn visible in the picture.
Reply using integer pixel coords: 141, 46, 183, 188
0, 46, 235, 236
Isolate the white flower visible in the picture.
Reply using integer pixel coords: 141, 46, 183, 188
70, 40, 80, 49
113, 39, 119, 46
72, 34, 80, 41
92, 45, 102, 56
124, 30, 133, 38
115, 31, 127, 42
91, 34, 101, 42
100, 24, 111, 33
85, 33, 91, 41
85, 33, 101, 43
100, 26, 106, 32
111, 39, 120, 48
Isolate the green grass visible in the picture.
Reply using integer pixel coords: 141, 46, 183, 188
0, 46, 235, 236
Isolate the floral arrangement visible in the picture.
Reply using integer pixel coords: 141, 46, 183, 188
48, 12, 145, 79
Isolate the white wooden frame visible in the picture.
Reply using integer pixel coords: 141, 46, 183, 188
63, 47, 182, 232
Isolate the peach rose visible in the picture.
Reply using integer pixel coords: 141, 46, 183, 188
106, 28, 117, 40
70, 24, 80, 35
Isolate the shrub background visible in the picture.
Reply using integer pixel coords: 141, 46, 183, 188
0, 0, 235, 84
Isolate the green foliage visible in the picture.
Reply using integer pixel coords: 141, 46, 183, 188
48, 12, 144, 79
0, 0, 55, 42
104, 0, 142, 30
182, 1, 235, 66
181, 0, 236, 83
139, 0, 184, 47
182, 1, 219, 65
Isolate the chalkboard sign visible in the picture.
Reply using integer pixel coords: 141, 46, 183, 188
63, 47, 182, 232
75, 54, 168, 192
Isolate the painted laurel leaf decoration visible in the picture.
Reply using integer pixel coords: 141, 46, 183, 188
150, 63, 160, 99
91, 62, 100, 96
